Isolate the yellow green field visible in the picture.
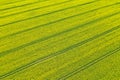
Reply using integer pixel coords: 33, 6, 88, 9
0, 0, 120, 80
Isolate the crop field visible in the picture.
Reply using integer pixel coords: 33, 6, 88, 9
0, 0, 120, 80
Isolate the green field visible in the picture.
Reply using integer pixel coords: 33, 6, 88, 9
0, 0, 120, 80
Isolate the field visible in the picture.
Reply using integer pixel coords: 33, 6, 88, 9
0, 0, 120, 80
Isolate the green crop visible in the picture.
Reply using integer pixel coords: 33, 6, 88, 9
0, 0, 120, 80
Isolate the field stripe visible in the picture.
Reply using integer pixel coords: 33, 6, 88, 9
0, 2, 118, 40
18, 29, 120, 79
0, 9, 120, 57
59, 46, 120, 80
0, 0, 24, 6
1, 16, 119, 72
0, 0, 67, 18
0, 0, 97, 26
0, 0, 48, 11
0, 24, 119, 79
0, 0, 72, 19
1, 16, 120, 74
1, 1, 120, 79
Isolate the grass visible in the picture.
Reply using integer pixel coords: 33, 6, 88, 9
0, 0, 120, 80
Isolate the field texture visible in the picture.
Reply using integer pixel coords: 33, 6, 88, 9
0, 0, 120, 80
